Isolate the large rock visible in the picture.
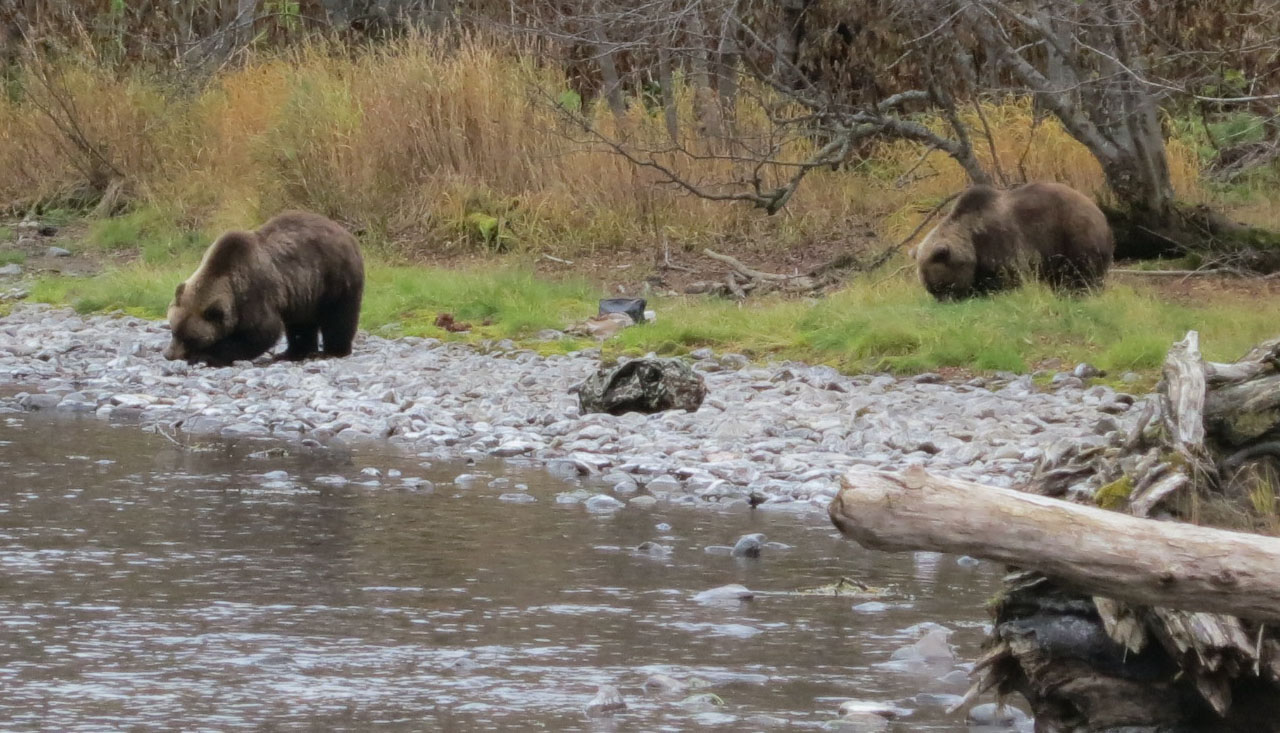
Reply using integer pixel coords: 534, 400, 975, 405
578, 358, 707, 416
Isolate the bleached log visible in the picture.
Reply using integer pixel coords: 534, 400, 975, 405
829, 466, 1280, 624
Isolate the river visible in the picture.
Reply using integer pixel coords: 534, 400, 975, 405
0, 412, 1020, 731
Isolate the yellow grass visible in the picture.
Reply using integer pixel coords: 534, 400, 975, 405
0, 33, 1259, 257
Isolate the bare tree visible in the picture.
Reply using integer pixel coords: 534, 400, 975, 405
516, 0, 1280, 262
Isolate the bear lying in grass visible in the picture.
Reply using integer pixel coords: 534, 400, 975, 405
163, 211, 364, 366
912, 182, 1114, 301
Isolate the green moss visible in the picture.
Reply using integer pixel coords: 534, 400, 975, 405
1096, 475, 1135, 510
1224, 410, 1280, 442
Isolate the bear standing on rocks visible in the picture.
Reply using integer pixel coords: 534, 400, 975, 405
163, 211, 364, 366
912, 182, 1114, 301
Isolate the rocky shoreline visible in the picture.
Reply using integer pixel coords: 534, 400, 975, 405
0, 304, 1143, 510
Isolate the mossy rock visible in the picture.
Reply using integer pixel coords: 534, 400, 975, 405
1095, 475, 1135, 510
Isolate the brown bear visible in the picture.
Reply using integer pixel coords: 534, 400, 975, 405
912, 182, 1114, 301
163, 211, 364, 366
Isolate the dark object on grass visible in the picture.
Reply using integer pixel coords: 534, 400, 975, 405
598, 297, 647, 324
434, 312, 471, 332
578, 358, 706, 416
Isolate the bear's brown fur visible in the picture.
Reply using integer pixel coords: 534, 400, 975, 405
912, 182, 1114, 300
164, 211, 364, 366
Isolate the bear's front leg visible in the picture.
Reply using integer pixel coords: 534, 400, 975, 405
281, 324, 321, 361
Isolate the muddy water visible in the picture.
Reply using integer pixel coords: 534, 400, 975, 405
0, 414, 1016, 731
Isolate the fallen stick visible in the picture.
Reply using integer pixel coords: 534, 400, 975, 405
829, 465, 1280, 624
702, 248, 793, 281
1111, 268, 1237, 277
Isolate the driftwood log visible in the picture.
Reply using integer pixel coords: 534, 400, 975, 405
830, 331, 1280, 732
830, 467, 1280, 623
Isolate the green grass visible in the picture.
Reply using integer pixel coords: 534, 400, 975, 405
359, 264, 600, 339
29, 264, 185, 317
25, 259, 1280, 376
0, 250, 24, 265
28, 259, 604, 342
88, 207, 211, 264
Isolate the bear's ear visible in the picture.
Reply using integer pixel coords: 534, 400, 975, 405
952, 185, 998, 217
928, 244, 951, 263
907, 245, 918, 260
173, 282, 186, 302
204, 232, 255, 276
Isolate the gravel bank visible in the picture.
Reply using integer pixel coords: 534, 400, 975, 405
0, 305, 1143, 510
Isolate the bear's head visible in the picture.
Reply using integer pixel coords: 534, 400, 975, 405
163, 233, 250, 362
912, 186, 1004, 301
913, 223, 977, 301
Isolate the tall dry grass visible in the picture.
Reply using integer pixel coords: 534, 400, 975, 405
0, 33, 1237, 258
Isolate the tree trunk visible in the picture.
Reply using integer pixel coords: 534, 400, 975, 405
591, 21, 626, 119
772, 0, 809, 90
713, 4, 740, 134
657, 45, 678, 142
685, 8, 723, 140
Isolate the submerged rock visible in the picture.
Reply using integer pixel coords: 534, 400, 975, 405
642, 673, 687, 696
967, 702, 1029, 727
584, 494, 625, 513
730, 533, 765, 558
890, 628, 955, 663
692, 584, 754, 604
584, 684, 627, 717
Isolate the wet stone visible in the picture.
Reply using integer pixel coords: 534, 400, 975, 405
643, 673, 687, 696
967, 702, 1030, 727
584, 494, 625, 513
498, 492, 536, 503
692, 584, 754, 604
584, 685, 627, 717
730, 533, 765, 558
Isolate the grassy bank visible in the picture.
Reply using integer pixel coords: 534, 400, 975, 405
5, 33, 1280, 380
27, 261, 1280, 379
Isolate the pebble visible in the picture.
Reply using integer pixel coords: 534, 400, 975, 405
46, 246, 72, 257
1072, 362, 1102, 379
0, 305, 1142, 514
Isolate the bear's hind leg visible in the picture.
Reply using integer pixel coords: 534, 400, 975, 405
282, 325, 320, 361
319, 295, 361, 358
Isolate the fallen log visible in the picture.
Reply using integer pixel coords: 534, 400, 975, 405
827, 330, 1280, 731
830, 466, 1280, 624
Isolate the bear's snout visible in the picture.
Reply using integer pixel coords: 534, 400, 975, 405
163, 340, 185, 361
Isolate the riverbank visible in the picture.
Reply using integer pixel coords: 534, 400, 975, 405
0, 304, 1145, 511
